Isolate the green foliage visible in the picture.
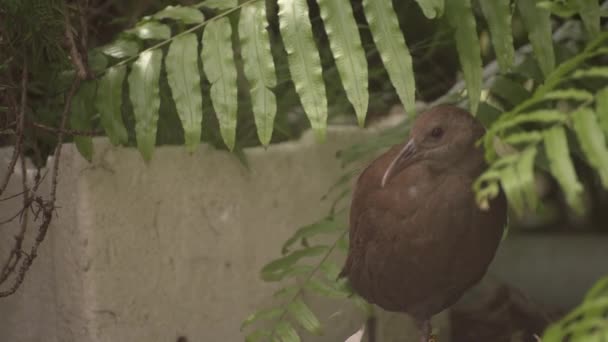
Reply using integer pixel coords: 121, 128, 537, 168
63, 0, 600, 162
542, 275, 608, 341
202, 18, 238, 151
477, 33, 608, 217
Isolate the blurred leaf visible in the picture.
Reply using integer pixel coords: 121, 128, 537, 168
363, 0, 416, 117
597, 87, 608, 137
476, 102, 503, 128
480, 0, 515, 73
517, 147, 538, 210
128, 49, 163, 161
153, 5, 205, 24
503, 131, 543, 146
318, 0, 369, 126
571, 107, 608, 188
537, 0, 578, 17
517, 0, 555, 77
491, 76, 531, 108
584, 275, 608, 302
97, 65, 128, 145
101, 39, 140, 58
446, 0, 482, 114
278, 0, 328, 141
543, 126, 584, 214
128, 21, 171, 40
306, 278, 349, 298
576, 0, 600, 37
198, 0, 237, 10
543, 88, 594, 102
241, 308, 282, 330
275, 321, 300, 342
261, 246, 329, 282
500, 164, 525, 216
245, 330, 271, 342
202, 18, 238, 150
288, 298, 322, 335
414, 0, 444, 19
492, 110, 567, 133
571, 66, 608, 79
239, 2, 277, 146
282, 217, 343, 253
87, 50, 108, 74
70, 81, 96, 161
319, 259, 343, 280
166, 33, 203, 152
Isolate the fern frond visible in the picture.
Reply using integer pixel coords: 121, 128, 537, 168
202, 18, 238, 151
278, 0, 328, 142
446, 0, 482, 114
363, 0, 416, 117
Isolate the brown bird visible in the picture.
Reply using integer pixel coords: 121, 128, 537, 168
340, 105, 508, 342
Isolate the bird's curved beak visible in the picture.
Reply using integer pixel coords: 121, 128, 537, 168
381, 139, 417, 187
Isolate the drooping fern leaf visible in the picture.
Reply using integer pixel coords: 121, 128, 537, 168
77, 0, 601, 163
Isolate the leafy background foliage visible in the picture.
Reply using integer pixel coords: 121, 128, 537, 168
1, 0, 608, 341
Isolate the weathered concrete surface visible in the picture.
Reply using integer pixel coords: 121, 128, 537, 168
0, 114, 450, 342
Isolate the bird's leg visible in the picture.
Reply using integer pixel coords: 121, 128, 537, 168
416, 319, 433, 342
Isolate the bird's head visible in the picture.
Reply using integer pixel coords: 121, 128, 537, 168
381, 105, 486, 187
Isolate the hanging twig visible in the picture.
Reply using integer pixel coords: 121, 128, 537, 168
0, 1, 88, 297
0, 66, 27, 197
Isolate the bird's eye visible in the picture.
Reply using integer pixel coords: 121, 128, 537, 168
430, 127, 444, 138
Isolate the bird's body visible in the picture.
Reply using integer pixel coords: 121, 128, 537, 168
340, 105, 507, 341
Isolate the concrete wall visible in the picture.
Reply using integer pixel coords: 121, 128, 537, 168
0, 115, 450, 342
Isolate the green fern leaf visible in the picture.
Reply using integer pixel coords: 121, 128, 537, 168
128, 49, 163, 161
414, 0, 444, 19
261, 246, 329, 282
97, 65, 129, 145
543, 126, 584, 214
492, 110, 567, 133
571, 107, 608, 188
597, 87, 608, 137
306, 278, 349, 299
517, 0, 555, 77
245, 330, 271, 342
278, 0, 328, 141
517, 147, 538, 210
202, 18, 238, 151
198, 0, 237, 10
241, 307, 282, 330
576, 0, 600, 37
239, 2, 278, 146
480, 0, 515, 73
491, 76, 531, 107
275, 321, 301, 342
363, 0, 416, 117
288, 298, 322, 335
499, 165, 525, 216
584, 275, 608, 302
543, 88, 594, 102
101, 39, 140, 59
282, 217, 342, 253
153, 5, 205, 24
446, 0, 482, 114
166, 33, 203, 152
572, 66, 608, 79
128, 21, 171, 40
318, 0, 369, 126
70, 81, 96, 162
503, 131, 543, 146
